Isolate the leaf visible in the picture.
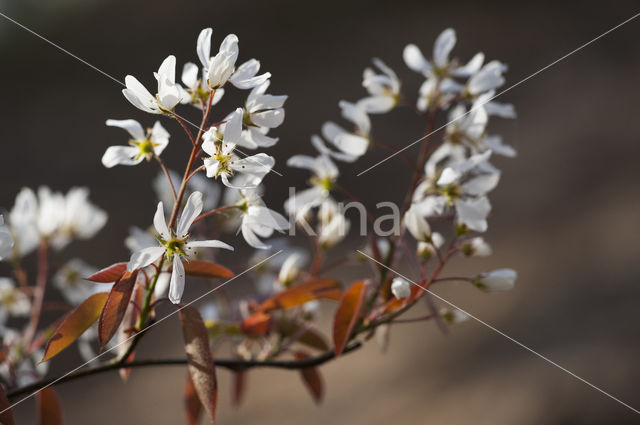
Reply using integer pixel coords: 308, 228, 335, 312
232, 371, 246, 407
241, 312, 272, 336
42, 292, 109, 363
278, 319, 329, 351
295, 351, 324, 404
98, 271, 138, 350
36, 387, 63, 425
180, 306, 217, 424
332, 280, 367, 357
184, 260, 234, 279
86, 262, 127, 283
259, 279, 342, 312
0, 385, 14, 425
184, 373, 202, 425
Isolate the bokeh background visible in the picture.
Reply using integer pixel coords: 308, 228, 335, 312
1, 0, 640, 423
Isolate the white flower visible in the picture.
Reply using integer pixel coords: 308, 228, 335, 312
360, 58, 400, 113
461, 237, 492, 257
436, 151, 499, 233
123, 55, 182, 114
8, 187, 106, 252
284, 154, 338, 219
197, 28, 270, 90
0, 216, 14, 260
55, 187, 108, 249
403, 28, 485, 111
317, 198, 350, 249
235, 184, 288, 250
474, 268, 517, 292
180, 61, 225, 107
390, 277, 411, 300
236, 81, 287, 149
0, 278, 30, 324
8, 188, 40, 256
54, 259, 111, 305
403, 204, 431, 242
277, 252, 306, 285
127, 191, 233, 304
403, 28, 484, 79
201, 109, 275, 188
467, 60, 507, 96
320, 101, 370, 161
0, 329, 48, 387
102, 120, 170, 168
442, 96, 516, 158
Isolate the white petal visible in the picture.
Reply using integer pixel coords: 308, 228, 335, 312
403, 44, 432, 75
287, 155, 316, 171
127, 246, 165, 271
101, 146, 140, 168
157, 55, 176, 84
358, 96, 395, 114
321, 121, 346, 143
181, 62, 199, 89
154, 202, 170, 239
251, 109, 285, 128
169, 258, 185, 304
224, 108, 243, 144
233, 153, 275, 177
333, 133, 369, 157
123, 75, 157, 113
186, 240, 234, 250
462, 173, 501, 196
177, 191, 204, 238
105, 119, 145, 140
197, 28, 212, 68
433, 28, 456, 68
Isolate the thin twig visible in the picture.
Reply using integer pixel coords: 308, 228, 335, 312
6, 343, 362, 399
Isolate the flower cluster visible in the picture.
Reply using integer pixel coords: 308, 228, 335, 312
0, 26, 519, 424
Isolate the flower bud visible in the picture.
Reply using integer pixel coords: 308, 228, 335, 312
390, 277, 411, 299
474, 268, 517, 292
461, 237, 492, 257
278, 253, 303, 286
440, 308, 469, 324
416, 232, 444, 260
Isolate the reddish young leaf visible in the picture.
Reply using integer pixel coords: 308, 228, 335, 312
184, 373, 202, 425
183, 260, 234, 279
42, 292, 109, 363
36, 387, 63, 425
295, 351, 324, 404
98, 271, 138, 349
259, 279, 342, 312
232, 371, 246, 407
0, 385, 15, 425
332, 280, 367, 357
180, 307, 217, 424
85, 262, 127, 283
241, 312, 272, 336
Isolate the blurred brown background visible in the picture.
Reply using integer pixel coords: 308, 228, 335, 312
1, 0, 640, 423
